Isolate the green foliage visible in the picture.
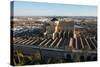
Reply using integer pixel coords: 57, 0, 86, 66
13, 50, 41, 66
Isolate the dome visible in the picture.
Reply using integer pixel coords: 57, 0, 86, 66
51, 18, 58, 21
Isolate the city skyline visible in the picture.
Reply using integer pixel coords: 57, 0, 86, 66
13, 1, 97, 16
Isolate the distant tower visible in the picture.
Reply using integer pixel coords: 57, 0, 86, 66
51, 18, 62, 39
51, 18, 62, 33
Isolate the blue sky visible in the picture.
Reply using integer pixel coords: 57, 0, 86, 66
13, 1, 97, 16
